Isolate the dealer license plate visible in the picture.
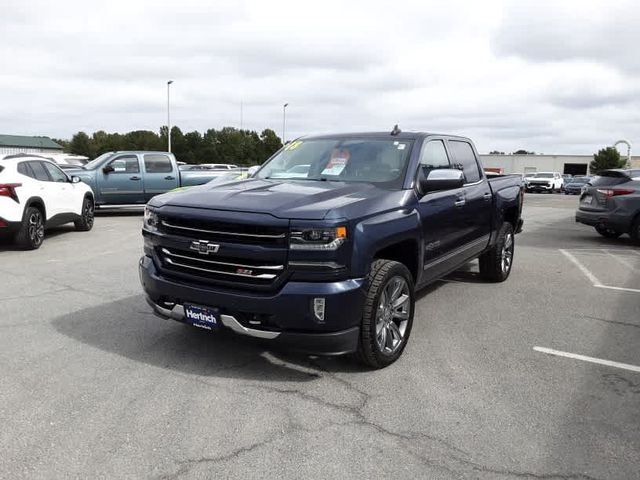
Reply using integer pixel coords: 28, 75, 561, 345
184, 303, 220, 331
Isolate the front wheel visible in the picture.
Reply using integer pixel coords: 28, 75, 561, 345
75, 197, 95, 231
595, 225, 622, 239
479, 222, 515, 282
357, 260, 415, 369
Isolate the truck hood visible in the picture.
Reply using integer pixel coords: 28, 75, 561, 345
151, 178, 407, 220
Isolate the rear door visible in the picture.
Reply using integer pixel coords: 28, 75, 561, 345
447, 139, 492, 254
98, 154, 144, 204
26, 161, 59, 219
142, 153, 178, 201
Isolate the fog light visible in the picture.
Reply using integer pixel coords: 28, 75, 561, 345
313, 298, 326, 322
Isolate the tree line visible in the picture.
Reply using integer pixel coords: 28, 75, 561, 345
53, 126, 283, 165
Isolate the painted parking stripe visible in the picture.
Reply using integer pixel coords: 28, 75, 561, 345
560, 249, 640, 293
534, 346, 640, 373
602, 249, 637, 269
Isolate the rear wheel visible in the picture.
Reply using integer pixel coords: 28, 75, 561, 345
595, 225, 622, 239
75, 197, 95, 231
357, 259, 415, 369
15, 206, 45, 250
479, 222, 515, 282
629, 217, 640, 245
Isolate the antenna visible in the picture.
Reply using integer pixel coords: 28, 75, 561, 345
391, 124, 401, 136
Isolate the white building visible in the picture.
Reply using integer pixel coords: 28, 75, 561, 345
480, 154, 640, 175
0, 134, 64, 156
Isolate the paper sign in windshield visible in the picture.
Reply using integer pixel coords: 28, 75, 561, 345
322, 156, 348, 176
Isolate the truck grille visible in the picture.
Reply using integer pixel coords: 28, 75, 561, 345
158, 246, 285, 287
160, 217, 287, 246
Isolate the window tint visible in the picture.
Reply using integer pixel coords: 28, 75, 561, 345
448, 141, 481, 183
43, 162, 68, 182
109, 156, 140, 173
144, 154, 173, 173
28, 161, 51, 182
18, 162, 35, 178
419, 140, 450, 175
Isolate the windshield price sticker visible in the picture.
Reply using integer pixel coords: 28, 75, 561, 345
285, 140, 303, 151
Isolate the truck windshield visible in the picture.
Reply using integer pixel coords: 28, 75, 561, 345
257, 138, 413, 189
84, 152, 115, 170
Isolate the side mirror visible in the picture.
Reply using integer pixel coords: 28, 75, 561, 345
103, 165, 114, 174
418, 168, 465, 194
70, 176, 82, 184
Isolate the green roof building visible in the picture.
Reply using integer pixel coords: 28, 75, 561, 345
0, 134, 64, 155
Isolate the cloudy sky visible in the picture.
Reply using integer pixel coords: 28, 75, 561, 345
1, 0, 639, 154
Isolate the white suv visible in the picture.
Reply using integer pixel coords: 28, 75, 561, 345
525, 172, 564, 193
0, 154, 95, 249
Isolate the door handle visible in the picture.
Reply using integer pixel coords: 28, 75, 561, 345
130, 176, 141, 181
454, 199, 466, 207
483, 192, 492, 201
164, 176, 175, 180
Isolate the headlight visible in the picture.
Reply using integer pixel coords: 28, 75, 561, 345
143, 207, 159, 233
290, 226, 347, 250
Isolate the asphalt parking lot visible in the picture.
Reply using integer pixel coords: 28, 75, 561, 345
1, 195, 638, 479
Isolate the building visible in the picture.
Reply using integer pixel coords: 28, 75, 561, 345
480, 154, 640, 175
0, 134, 64, 156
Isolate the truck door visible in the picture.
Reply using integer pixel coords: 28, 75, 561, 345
142, 153, 179, 201
98, 154, 144, 204
447, 140, 492, 256
416, 139, 466, 276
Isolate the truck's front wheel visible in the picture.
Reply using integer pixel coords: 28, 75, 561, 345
357, 259, 415, 369
479, 222, 515, 282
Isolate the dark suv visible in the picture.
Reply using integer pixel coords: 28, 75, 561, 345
576, 169, 640, 242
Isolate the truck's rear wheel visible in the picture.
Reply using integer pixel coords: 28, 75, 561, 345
479, 222, 514, 282
357, 259, 415, 369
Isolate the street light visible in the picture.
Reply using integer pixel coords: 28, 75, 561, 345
167, 80, 174, 153
282, 103, 289, 144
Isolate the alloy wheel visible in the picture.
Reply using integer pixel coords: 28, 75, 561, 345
28, 211, 44, 247
375, 276, 410, 355
501, 232, 514, 274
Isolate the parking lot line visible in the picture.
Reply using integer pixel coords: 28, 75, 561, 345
594, 284, 640, 293
602, 249, 637, 269
534, 346, 640, 373
559, 249, 601, 285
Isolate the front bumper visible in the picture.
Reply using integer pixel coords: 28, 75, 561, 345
139, 255, 364, 355
526, 184, 553, 191
575, 209, 631, 233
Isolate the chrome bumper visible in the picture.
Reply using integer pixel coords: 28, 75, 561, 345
146, 297, 281, 340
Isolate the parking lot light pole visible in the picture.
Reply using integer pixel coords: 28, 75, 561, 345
167, 80, 174, 153
282, 103, 288, 144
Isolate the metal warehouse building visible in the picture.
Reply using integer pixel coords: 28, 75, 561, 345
480, 154, 640, 176
0, 134, 64, 155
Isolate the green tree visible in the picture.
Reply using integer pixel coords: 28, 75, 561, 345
513, 149, 535, 155
590, 147, 625, 174
69, 132, 94, 157
260, 128, 282, 159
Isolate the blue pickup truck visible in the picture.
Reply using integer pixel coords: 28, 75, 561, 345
139, 131, 524, 368
68, 151, 222, 206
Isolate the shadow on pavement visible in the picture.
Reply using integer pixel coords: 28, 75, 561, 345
50, 294, 370, 381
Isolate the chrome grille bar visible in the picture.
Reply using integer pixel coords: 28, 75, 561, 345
161, 248, 284, 271
164, 257, 277, 280
161, 220, 286, 239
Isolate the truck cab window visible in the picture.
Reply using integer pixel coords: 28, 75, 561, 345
448, 140, 481, 184
109, 156, 139, 173
144, 154, 173, 173
419, 140, 450, 176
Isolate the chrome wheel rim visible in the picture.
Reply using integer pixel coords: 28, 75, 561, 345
501, 232, 513, 274
375, 276, 410, 355
28, 211, 44, 246
84, 200, 94, 228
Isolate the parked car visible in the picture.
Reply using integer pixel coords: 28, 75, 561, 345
525, 172, 564, 193
0, 154, 95, 249
269, 164, 311, 179
168, 169, 251, 193
575, 168, 640, 243
66, 151, 223, 207
140, 131, 524, 368
564, 176, 591, 195
202, 163, 238, 170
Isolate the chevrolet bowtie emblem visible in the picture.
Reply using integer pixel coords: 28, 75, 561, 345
190, 240, 220, 255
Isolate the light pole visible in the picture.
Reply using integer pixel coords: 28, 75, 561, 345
282, 103, 288, 144
167, 80, 173, 152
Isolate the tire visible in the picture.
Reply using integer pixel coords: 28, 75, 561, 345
594, 225, 622, 239
74, 196, 95, 231
357, 259, 415, 369
479, 222, 515, 282
15, 206, 45, 250
630, 217, 640, 245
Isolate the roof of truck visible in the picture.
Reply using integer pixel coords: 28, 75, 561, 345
299, 131, 471, 141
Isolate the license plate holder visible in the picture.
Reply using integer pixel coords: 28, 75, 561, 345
184, 303, 220, 331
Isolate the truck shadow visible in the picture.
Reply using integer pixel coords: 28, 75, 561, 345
50, 294, 368, 381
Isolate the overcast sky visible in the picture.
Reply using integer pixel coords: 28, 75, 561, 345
1, 0, 639, 154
